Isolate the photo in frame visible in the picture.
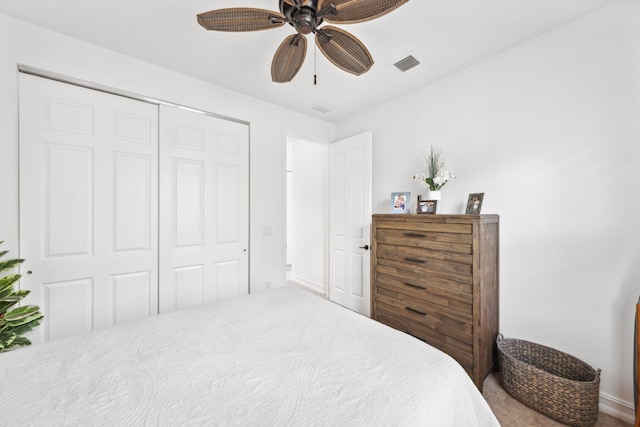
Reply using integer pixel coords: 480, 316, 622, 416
390, 192, 411, 214
418, 199, 438, 214
465, 193, 484, 214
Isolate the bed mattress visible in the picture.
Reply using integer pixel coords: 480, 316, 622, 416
1, 287, 500, 426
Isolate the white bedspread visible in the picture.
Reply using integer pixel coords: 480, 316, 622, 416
1, 287, 499, 426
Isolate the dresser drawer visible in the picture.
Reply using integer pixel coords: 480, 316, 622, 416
373, 218, 473, 237
376, 240, 471, 263
375, 227, 472, 255
375, 269, 472, 315
375, 303, 474, 372
376, 243, 472, 276
376, 256, 472, 284
374, 292, 472, 343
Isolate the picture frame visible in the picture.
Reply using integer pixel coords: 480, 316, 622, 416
418, 199, 438, 214
465, 193, 484, 214
390, 192, 410, 214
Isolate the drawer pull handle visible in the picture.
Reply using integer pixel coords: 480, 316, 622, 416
404, 257, 426, 264
404, 282, 426, 290
405, 232, 426, 238
405, 307, 427, 316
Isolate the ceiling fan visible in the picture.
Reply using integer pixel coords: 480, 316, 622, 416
197, 0, 409, 83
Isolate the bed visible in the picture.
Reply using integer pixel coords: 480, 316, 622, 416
1, 287, 500, 426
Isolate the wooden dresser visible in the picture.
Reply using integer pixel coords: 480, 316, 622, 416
370, 214, 499, 391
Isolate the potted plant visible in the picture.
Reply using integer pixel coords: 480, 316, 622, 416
0, 241, 43, 352
413, 146, 456, 213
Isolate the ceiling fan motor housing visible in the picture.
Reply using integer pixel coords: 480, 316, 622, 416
281, 0, 324, 35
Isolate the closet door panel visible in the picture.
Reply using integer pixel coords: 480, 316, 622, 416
45, 143, 94, 257
113, 153, 152, 251
175, 265, 205, 310
19, 74, 159, 343
174, 159, 204, 247
159, 106, 249, 313
112, 271, 152, 325
44, 278, 93, 341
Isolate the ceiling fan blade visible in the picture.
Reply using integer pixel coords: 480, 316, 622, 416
197, 8, 286, 32
318, 0, 408, 24
271, 34, 308, 83
315, 26, 373, 76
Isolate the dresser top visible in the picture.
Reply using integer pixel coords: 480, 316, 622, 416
373, 214, 499, 224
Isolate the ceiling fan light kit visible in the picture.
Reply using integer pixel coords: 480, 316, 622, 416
197, 0, 409, 83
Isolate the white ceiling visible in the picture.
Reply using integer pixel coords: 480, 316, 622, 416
0, 0, 617, 123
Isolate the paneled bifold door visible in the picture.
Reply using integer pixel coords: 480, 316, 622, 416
158, 106, 249, 313
18, 74, 249, 344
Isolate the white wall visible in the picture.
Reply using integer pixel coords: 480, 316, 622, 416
287, 136, 329, 294
0, 14, 335, 294
337, 0, 640, 420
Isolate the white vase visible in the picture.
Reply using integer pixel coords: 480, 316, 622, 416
425, 190, 442, 213
425, 190, 441, 201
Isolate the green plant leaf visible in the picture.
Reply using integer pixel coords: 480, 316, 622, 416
0, 287, 16, 301
11, 336, 31, 347
0, 331, 17, 352
425, 177, 436, 191
0, 274, 22, 290
0, 275, 21, 292
4, 305, 41, 322
6, 313, 42, 328
0, 244, 42, 351
0, 287, 28, 302
0, 288, 29, 301
0, 299, 19, 315
0, 259, 24, 275
10, 316, 43, 336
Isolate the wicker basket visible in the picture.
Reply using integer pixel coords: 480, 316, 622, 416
497, 334, 601, 427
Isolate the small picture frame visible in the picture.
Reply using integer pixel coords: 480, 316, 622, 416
418, 199, 438, 214
465, 193, 484, 214
390, 192, 410, 214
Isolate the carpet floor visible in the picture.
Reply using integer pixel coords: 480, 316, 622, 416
483, 373, 632, 426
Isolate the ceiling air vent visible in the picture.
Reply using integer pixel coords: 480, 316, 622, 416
312, 102, 334, 114
393, 55, 420, 72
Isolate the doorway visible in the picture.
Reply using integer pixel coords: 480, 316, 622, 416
285, 136, 328, 296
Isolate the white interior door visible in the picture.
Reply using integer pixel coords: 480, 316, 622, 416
329, 131, 372, 316
159, 106, 249, 313
19, 73, 159, 343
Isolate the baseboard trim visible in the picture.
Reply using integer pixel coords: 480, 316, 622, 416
287, 275, 326, 297
599, 391, 634, 424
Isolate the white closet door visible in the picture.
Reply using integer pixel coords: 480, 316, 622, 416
159, 106, 249, 313
19, 74, 159, 343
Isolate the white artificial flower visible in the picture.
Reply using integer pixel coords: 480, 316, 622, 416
433, 175, 446, 186
413, 146, 457, 191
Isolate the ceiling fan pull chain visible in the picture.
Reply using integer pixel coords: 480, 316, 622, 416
314, 43, 317, 85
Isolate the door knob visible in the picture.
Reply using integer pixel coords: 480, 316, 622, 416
359, 245, 369, 250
